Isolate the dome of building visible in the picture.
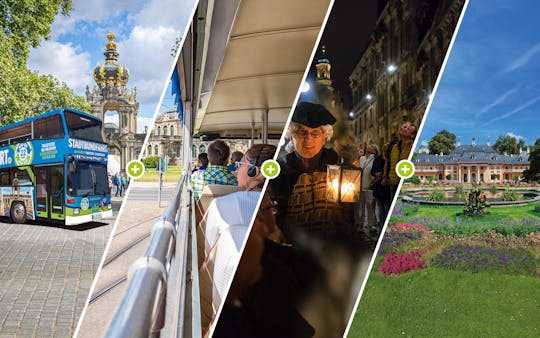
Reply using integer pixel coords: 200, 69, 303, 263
93, 32, 130, 85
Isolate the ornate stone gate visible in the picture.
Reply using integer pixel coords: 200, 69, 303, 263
86, 32, 144, 172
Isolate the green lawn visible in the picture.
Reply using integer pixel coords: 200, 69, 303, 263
396, 202, 540, 224
349, 268, 540, 337
140, 166, 183, 183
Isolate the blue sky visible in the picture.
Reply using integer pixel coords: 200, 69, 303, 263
419, 0, 540, 150
27, 0, 196, 132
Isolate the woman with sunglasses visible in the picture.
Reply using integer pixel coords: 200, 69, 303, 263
200, 144, 277, 333
235, 144, 276, 191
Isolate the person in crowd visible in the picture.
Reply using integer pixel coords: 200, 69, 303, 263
270, 101, 340, 240
192, 152, 209, 174
226, 151, 244, 173
190, 139, 237, 199
372, 143, 391, 229
358, 143, 378, 231
121, 174, 127, 192
114, 174, 122, 197
383, 121, 417, 201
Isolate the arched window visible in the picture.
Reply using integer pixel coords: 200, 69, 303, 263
154, 145, 159, 155
199, 145, 206, 153
192, 145, 197, 159
170, 125, 174, 136
164, 126, 168, 136
148, 145, 152, 156
157, 126, 161, 136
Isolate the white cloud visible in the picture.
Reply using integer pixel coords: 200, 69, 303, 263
27, 41, 93, 93
487, 95, 540, 124
502, 42, 540, 73
104, 114, 119, 125
130, 0, 196, 29
138, 116, 155, 133
117, 25, 179, 105
505, 132, 525, 140
476, 87, 518, 117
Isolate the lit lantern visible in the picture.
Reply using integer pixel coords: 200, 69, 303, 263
326, 165, 361, 203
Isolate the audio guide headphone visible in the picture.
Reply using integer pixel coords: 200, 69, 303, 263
247, 145, 267, 177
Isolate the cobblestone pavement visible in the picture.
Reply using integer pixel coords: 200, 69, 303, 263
0, 205, 119, 337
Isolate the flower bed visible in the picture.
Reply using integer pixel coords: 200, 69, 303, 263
390, 222, 431, 233
430, 244, 537, 276
379, 250, 425, 275
377, 232, 422, 256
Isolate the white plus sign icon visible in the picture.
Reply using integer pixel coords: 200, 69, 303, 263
396, 159, 415, 179
127, 160, 145, 179
261, 159, 280, 179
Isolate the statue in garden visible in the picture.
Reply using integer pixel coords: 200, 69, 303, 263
462, 185, 489, 216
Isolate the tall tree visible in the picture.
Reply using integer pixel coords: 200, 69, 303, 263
492, 134, 524, 155
428, 129, 456, 155
0, 1, 90, 125
523, 138, 540, 182
0, 0, 72, 64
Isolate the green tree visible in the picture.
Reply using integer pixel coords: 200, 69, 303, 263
0, 0, 72, 64
523, 138, 540, 181
1, 1, 90, 125
492, 134, 524, 155
428, 129, 456, 155
0, 33, 90, 125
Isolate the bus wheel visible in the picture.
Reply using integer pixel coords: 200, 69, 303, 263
10, 202, 26, 224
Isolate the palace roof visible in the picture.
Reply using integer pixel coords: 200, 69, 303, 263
414, 144, 529, 165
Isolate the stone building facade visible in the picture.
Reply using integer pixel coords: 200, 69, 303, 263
144, 110, 183, 164
349, 0, 465, 148
414, 138, 530, 184
86, 32, 145, 172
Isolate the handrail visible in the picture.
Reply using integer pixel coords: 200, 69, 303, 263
105, 174, 187, 338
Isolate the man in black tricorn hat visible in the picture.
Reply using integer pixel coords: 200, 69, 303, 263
270, 101, 341, 240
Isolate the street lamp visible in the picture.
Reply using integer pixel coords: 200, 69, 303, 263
365, 93, 373, 100
387, 63, 397, 74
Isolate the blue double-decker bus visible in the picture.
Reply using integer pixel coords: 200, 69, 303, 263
0, 108, 112, 225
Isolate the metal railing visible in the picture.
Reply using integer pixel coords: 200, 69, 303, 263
105, 174, 200, 338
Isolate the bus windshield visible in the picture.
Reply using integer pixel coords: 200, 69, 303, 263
67, 161, 109, 197
65, 111, 103, 142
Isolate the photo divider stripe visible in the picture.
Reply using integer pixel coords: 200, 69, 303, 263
342, 1, 471, 336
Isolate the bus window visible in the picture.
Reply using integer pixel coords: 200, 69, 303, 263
10, 168, 31, 185
34, 114, 65, 139
0, 122, 31, 145
64, 111, 103, 143
67, 161, 109, 196
0, 170, 9, 185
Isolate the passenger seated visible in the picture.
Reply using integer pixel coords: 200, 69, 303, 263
190, 140, 237, 200
198, 144, 276, 333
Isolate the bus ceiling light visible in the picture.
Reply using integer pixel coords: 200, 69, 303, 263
301, 81, 310, 93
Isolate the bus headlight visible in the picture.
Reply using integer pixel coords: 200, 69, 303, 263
108, 204, 112, 209
74, 208, 80, 215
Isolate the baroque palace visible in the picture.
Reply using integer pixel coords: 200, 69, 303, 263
414, 138, 530, 184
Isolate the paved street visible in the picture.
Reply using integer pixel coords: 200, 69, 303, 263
77, 181, 177, 338
0, 200, 121, 338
